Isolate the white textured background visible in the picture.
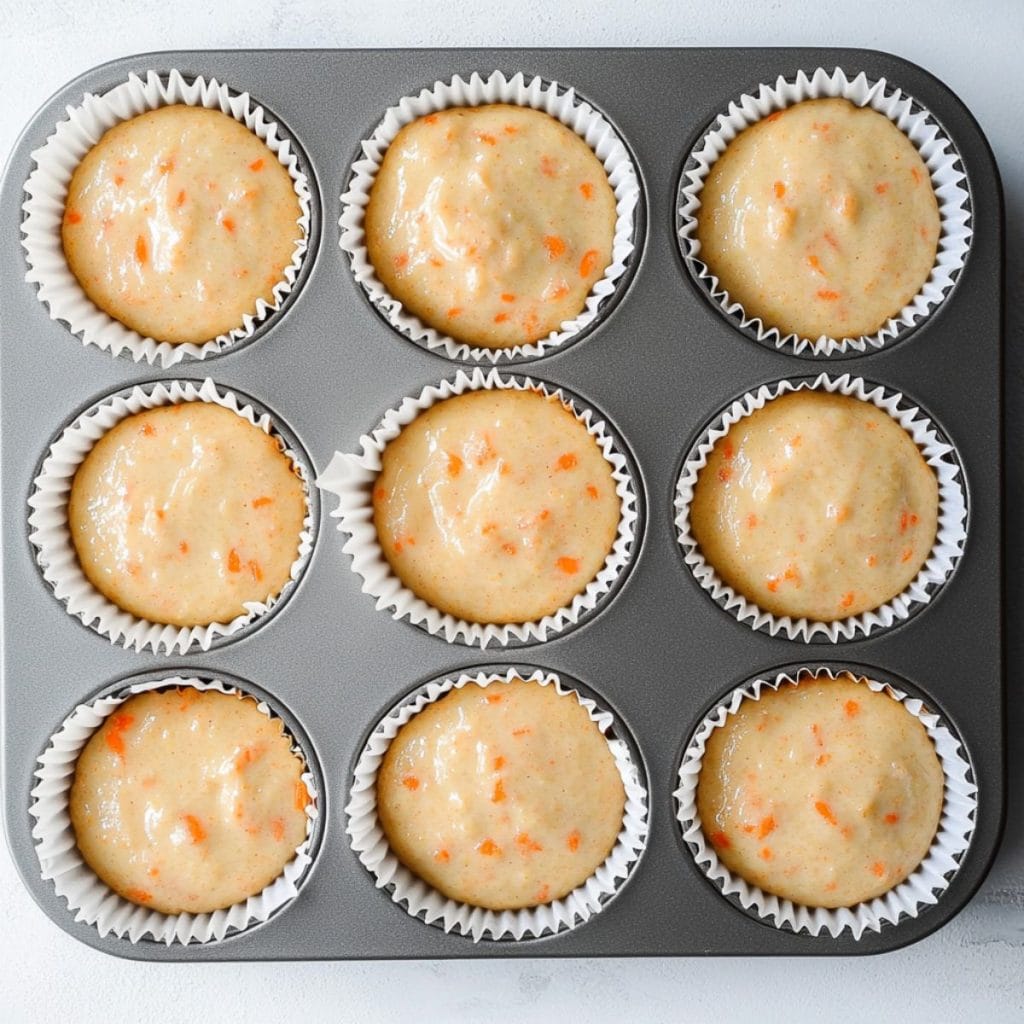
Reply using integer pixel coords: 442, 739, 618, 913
2, 2, 1022, 1021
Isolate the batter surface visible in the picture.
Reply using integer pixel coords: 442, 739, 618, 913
696, 98, 940, 340
689, 391, 938, 621
373, 388, 621, 624
62, 105, 302, 344
697, 674, 944, 908
68, 402, 306, 627
365, 104, 616, 348
70, 688, 310, 915
377, 678, 626, 910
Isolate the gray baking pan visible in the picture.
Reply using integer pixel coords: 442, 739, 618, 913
0, 47, 1004, 959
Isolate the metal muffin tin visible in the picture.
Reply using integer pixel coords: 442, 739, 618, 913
0, 47, 1004, 959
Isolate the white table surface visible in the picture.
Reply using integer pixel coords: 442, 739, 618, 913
2, 2, 1022, 1021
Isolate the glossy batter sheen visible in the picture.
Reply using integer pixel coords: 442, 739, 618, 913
689, 391, 938, 621
70, 688, 310, 915
68, 402, 306, 627
373, 389, 620, 624
377, 678, 626, 910
365, 104, 617, 348
62, 105, 302, 344
696, 98, 940, 340
697, 674, 944, 908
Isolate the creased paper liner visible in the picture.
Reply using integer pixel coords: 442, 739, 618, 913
340, 70, 640, 364
346, 667, 649, 942
22, 69, 312, 367
674, 667, 977, 939
677, 67, 972, 357
28, 378, 316, 654
29, 675, 319, 945
317, 367, 639, 647
674, 373, 968, 642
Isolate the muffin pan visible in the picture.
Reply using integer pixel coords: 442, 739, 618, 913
0, 48, 1004, 959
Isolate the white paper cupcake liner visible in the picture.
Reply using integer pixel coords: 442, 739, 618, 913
677, 67, 972, 357
340, 70, 640, 364
29, 674, 320, 945
316, 367, 639, 647
22, 69, 312, 367
28, 377, 316, 654
674, 373, 968, 642
674, 666, 977, 939
346, 666, 649, 942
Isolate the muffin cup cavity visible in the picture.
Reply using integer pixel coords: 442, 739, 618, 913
317, 367, 639, 647
674, 665, 976, 939
677, 66, 972, 358
340, 70, 640, 364
22, 69, 313, 367
28, 378, 316, 654
29, 674, 320, 945
346, 665, 649, 942
674, 373, 968, 643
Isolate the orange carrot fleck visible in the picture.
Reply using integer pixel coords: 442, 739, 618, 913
179, 541, 189, 555
747, 514, 758, 529
294, 781, 309, 812
874, 182, 889, 195
911, 167, 923, 184
816, 754, 831, 766
556, 556, 580, 574
815, 801, 838, 827
900, 547, 914, 563
807, 253, 825, 276
227, 548, 241, 573
434, 848, 450, 863
393, 252, 409, 269
884, 812, 900, 825
766, 578, 780, 593
538, 508, 550, 520
491, 779, 506, 803
125, 888, 153, 904
586, 484, 599, 499
710, 830, 731, 849
870, 861, 886, 878
252, 496, 273, 508
557, 452, 578, 470
579, 248, 599, 278
141, 422, 156, 437
500, 293, 516, 303
823, 230, 839, 250
515, 832, 543, 854
824, 881, 838, 892
481, 523, 498, 535
486, 693, 503, 704
773, 181, 786, 199
222, 217, 235, 233
478, 132, 498, 146
477, 838, 501, 856
104, 712, 135, 757
183, 814, 207, 843
446, 307, 462, 318
543, 235, 566, 259
718, 466, 732, 483
135, 235, 148, 263
503, 123, 518, 134
493, 312, 510, 323
175, 189, 187, 207
758, 815, 776, 840
158, 158, 174, 174
447, 452, 463, 478
567, 830, 581, 852
501, 542, 517, 555
579, 181, 594, 200
722, 440, 735, 460
535, 884, 551, 903
844, 700, 860, 718
512, 727, 531, 737
817, 289, 841, 301
493, 756, 506, 769
424, 114, 438, 125
248, 559, 263, 582
114, 174, 126, 186
402, 775, 420, 791
65, 209, 83, 225
147, 867, 160, 878
840, 591, 855, 609
249, 158, 264, 172
539, 154, 558, 176
270, 818, 285, 841
373, 486, 386, 502
765, 111, 783, 123
760, 847, 773, 861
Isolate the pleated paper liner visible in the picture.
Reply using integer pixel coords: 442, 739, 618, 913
29, 673, 321, 945
341, 70, 640, 364
674, 373, 968, 643
317, 367, 641, 647
346, 665, 649, 941
28, 378, 317, 654
677, 67, 972, 358
674, 665, 976, 939
22, 69, 313, 366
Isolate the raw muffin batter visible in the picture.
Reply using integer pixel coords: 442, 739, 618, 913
696, 97, 940, 340
689, 390, 938, 621
70, 688, 310, 915
377, 678, 626, 910
68, 402, 306, 627
365, 104, 617, 348
697, 673, 944, 908
373, 388, 621, 624
62, 105, 302, 344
